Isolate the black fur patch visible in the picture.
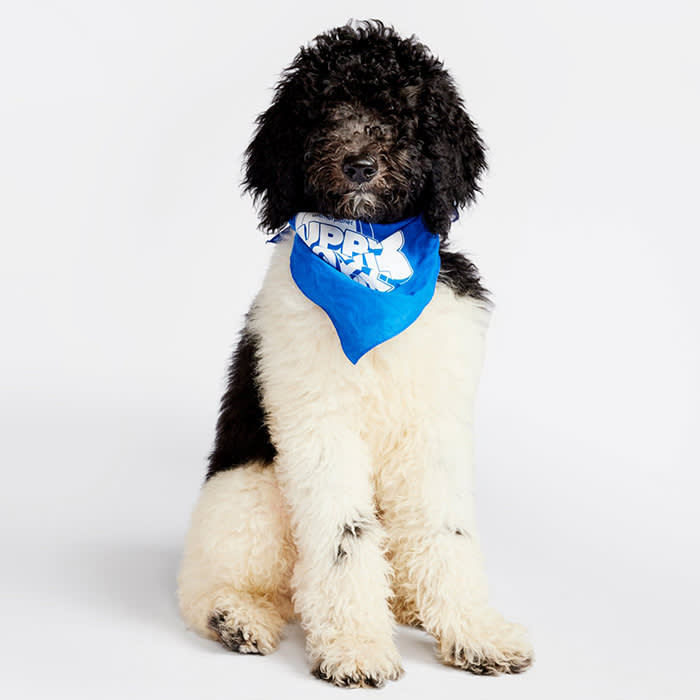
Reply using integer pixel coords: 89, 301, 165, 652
207, 611, 262, 655
206, 323, 276, 480
343, 522, 364, 537
450, 645, 533, 675
335, 519, 366, 562
438, 245, 490, 301
312, 665, 384, 688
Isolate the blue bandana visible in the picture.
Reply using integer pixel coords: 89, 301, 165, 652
276, 212, 440, 364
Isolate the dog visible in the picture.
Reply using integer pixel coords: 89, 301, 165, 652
177, 20, 533, 688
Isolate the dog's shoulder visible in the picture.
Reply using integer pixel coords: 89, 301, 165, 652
437, 243, 490, 302
206, 318, 276, 480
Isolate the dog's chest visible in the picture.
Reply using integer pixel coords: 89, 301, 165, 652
251, 240, 489, 458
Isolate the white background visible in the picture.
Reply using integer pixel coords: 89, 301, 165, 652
1, 1, 698, 698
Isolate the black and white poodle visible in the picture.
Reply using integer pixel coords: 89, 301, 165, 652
177, 20, 533, 688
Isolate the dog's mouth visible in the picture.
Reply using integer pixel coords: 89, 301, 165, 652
338, 189, 380, 219
304, 147, 415, 223
304, 171, 385, 220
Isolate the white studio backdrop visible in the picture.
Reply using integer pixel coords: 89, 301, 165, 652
1, 1, 698, 699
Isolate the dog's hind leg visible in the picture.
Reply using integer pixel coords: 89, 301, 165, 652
177, 462, 295, 654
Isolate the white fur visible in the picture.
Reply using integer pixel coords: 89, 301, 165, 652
178, 236, 533, 685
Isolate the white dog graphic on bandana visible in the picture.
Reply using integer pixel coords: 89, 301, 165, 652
294, 213, 414, 292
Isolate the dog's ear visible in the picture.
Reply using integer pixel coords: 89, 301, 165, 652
417, 69, 486, 237
244, 77, 306, 232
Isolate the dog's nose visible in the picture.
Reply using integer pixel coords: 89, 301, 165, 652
342, 156, 378, 184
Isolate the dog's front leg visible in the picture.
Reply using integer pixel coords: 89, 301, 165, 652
275, 423, 403, 688
380, 423, 534, 675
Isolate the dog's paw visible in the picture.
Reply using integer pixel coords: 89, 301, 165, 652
207, 598, 284, 655
444, 643, 532, 675
311, 643, 404, 688
438, 611, 533, 675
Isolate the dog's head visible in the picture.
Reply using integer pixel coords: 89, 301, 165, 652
244, 20, 486, 238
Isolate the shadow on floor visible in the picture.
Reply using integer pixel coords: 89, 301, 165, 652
54, 537, 436, 676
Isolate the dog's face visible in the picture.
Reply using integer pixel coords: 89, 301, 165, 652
244, 21, 486, 237
304, 102, 417, 225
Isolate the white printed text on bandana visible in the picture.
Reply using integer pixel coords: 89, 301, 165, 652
293, 213, 413, 292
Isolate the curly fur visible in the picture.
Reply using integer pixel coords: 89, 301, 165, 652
178, 20, 532, 688
244, 20, 486, 237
